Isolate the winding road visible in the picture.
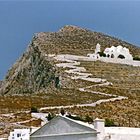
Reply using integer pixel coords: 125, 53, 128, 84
40, 54, 128, 111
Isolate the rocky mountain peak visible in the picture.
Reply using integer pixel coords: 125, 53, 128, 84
59, 25, 87, 34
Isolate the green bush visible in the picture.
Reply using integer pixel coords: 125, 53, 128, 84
98, 52, 106, 57
66, 114, 85, 122
55, 76, 60, 88
85, 115, 93, 123
31, 106, 38, 113
60, 108, 65, 116
133, 56, 140, 61
105, 118, 115, 127
67, 114, 93, 123
47, 113, 55, 121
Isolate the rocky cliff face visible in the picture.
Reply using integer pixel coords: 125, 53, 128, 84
0, 37, 57, 95
0, 81, 2, 88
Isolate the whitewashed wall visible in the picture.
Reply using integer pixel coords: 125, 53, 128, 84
105, 127, 140, 140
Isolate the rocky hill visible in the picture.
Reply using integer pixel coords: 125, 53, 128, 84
0, 39, 57, 95
37, 25, 140, 56
0, 25, 140, 135
1, 25, 140, 95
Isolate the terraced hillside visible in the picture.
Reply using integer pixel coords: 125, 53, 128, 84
0, 25, 140, 137
40, 54, 140, 128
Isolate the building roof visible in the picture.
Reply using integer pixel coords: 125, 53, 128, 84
30, 115, 97, 137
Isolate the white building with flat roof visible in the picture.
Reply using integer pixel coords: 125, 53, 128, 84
8, 129, 30, 140
8, 128, 38, 140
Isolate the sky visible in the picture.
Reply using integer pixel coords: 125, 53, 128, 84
0, 0, 140, 80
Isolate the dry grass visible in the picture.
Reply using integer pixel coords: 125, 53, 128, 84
0, 87, 112, 113
41, 99, 140, 127
40, 60, 140, 127
80, 61, 140, 96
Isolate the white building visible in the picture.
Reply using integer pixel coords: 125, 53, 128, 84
8, 129, 30, 140
8, 128, 38, 140
87, 43, 101, 59
30, 115, 140, 140
30, 115, 98, 140
104, 45, 133, 60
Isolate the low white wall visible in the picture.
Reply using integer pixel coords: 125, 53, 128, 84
105, 127, 140, 140
108, 134, 140, 140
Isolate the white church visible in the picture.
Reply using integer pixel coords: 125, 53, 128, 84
87, 43, 133, 60
104, 45, 133, 60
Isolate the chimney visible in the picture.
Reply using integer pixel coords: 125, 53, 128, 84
94, 118, 105, 140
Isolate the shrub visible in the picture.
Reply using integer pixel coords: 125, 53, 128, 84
105, 118, 115, 127
66, 114, 85, 122
85, 115, 93, 123
133, 56, 140, 61
60, 108, 65, 116
55, 76, 60, 88
31, 106, 38, 113
47, 113, 55, 121
98, 52, 106, 57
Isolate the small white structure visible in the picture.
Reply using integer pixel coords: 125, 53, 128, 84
94, 118, 105, 140
87, 43, 101, 59
95, 43, 101, 54
8, 128, 38, 140
31, 113, 48, 126
104, 45, 133, 60
8, 129, 30, 140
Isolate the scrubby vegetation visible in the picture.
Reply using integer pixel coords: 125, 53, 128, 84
105, 118, 116, 127
98, 51, 106, 57
47, 112, 55, 121
31, 106, 38, 113
66, 113, 93, 123
133, 56, 140, 61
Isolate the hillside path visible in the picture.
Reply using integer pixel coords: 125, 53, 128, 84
40, 54, 128, 111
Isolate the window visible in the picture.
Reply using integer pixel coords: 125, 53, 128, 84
17, 133, 21, 137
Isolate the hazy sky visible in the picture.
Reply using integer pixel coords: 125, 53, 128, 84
0, 0, 140, 80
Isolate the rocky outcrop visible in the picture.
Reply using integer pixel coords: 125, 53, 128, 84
0, 37, 57, 95
0, 81, 2, 88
